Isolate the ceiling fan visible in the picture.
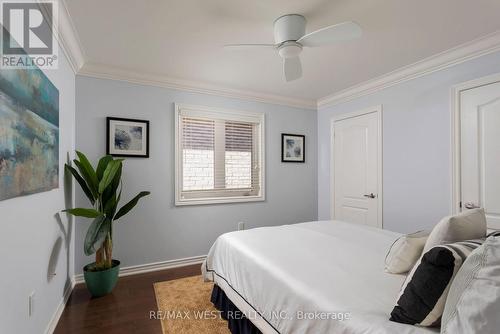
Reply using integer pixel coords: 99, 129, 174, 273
225, 14, 362, 82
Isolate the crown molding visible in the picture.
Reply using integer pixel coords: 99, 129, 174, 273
53, 0, 313, 108
54, 0, 85, 73
317, 30, 500, 109
77, 63, 316, 110
53, 2, 500, 110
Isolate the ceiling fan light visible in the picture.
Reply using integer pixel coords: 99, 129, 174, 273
278, 42, 302, 58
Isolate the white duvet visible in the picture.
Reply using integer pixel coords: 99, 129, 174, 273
203, 220, 439, 334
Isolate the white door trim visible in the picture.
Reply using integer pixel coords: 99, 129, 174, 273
330, 105, 383, 227
451, 72, 500, 214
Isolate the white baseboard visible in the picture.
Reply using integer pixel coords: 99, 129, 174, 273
45, 277, 76, 334
74, 255, 207, 284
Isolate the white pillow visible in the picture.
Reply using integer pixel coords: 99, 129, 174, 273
424, 208, 487, 252
441, 236, 500, 334
385, 230, 429, 274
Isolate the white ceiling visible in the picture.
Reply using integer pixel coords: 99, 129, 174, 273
65, 0, 500, 102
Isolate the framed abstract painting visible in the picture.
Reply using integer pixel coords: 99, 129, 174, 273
0, 61, 59, 201
106, 117, 150, 157
281, 133, 305, 163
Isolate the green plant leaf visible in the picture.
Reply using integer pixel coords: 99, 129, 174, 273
73, 160, 98, 198
96, 155, 113, 180
114, 191, 150, 221
111, 166, 122, 193
112, 188, 122, 218
65, 164, 96, 205
75, 151, 99, 192
98, 159, 123, 194
101, 164, 121, 206
106, 186, 122, 221
115, 188, 122, 215
103, 188, 120, 219
64, 208, 102, 218
84, 216, 109, 256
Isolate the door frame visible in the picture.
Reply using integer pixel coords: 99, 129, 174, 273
330, 105, 383, 228
451, 72, 500, 215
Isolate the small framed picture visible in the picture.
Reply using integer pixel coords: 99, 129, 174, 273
106, 117, 150, 157
281, 133, 305, 163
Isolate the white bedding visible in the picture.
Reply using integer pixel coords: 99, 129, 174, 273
203, 220, 439, 334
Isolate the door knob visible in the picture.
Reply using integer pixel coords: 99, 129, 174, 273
464, 202, 480, 209
364, 193, 376, 199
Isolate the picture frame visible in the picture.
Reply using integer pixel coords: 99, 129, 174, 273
106, 117, 150, 157
281, 133, 305, 163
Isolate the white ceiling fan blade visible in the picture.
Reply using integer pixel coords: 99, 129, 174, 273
283, 57, 302, 82
224, 44, 276, 50
297, 21, 362, 47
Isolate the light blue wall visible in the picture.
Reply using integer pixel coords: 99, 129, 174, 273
318, 51, 500, 233
75, 76, 318, 273
75, 48, 500, 273
0, 51, 75, 333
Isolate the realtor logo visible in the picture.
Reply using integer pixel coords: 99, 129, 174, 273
1, 0, 58, 68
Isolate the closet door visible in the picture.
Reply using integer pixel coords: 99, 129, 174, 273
332, 108, 382, 228
460, 81, 500, 228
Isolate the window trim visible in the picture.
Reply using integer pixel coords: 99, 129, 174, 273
174, 103, 266, 206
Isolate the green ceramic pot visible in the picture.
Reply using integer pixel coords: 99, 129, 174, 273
83, 260, 120, 297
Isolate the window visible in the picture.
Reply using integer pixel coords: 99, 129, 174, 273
175, 104, 265, 205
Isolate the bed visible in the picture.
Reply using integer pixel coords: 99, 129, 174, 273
203, 220, 440, 334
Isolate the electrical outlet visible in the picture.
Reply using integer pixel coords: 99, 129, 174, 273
29, 291, 35, 317
238, 222, 245, 231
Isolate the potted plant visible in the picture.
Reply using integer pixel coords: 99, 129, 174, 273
64, 151, 150, 297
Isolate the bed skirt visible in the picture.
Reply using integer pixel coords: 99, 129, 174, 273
211, 284, 263, 334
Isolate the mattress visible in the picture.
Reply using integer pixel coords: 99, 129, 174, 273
203, 220, 440, 334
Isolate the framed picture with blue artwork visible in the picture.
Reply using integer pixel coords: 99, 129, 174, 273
0, 49, 59, 201
106, 117, 150, 157
281, 133, 305, 163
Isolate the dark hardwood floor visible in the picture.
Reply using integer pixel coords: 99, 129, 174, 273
54, 264, 201, 334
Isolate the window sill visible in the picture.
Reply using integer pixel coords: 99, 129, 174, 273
175, 195, 265, 206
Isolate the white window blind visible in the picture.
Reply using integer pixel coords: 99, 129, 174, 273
175, 104, 265, 205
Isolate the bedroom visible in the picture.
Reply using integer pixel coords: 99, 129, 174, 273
0, 0, 499, 333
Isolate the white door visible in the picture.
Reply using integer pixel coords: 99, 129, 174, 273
332, 108, 382, 228
460, 80, 500, 228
